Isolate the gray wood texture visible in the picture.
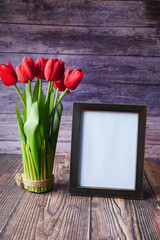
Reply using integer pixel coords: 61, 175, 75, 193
0, 1, 160, 27
0, 154, 160, 239
1, 24, 160, 57
0, 0, 160, 157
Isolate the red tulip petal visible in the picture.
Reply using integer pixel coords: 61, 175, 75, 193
54, 80, 70, 93
16, 66, 28, 83
28, 57, 36, 78
21, 57, 32, 79
64, 65, 70, 84
21, 57, 35, 80
7, 62, 17, 79
59, 61, 65, 78
65, 69, 83, 90
53, 58, 59, 63
50, 60, 61, 82
56, 75, 65, 85
1, 64, 14, 77
1, 70, 18, 86
44, 58, 53, 81
35, 57, 44, 79
28, 57, 35, 65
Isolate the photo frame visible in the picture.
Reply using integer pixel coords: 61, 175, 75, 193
69, 102, 147, 199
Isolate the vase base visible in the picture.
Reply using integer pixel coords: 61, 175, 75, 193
24, 184, 53, 193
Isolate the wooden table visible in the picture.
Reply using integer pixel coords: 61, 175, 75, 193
0, 155, 160, 240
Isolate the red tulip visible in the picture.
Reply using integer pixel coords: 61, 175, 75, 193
16, 65, 28, 83
35, 57, 48, 79
64, 65, 83, 90
54, 75, 70, 93
16, 57, 36, 83
44, 58, 64, 82
0, 62, 18, 86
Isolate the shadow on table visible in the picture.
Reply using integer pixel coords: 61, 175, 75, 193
53, 182, 69, 193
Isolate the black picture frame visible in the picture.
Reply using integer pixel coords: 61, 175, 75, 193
69, 102, 147, 199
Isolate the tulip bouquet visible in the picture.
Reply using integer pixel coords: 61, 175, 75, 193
0, 57, 83, 193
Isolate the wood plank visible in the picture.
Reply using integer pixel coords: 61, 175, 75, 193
0, 114, 159, 145
0, 155, 90, 239
0, 141, 159, 158
1, 24, 160, 57
0, 114, 72, 142
0, 154, 19, 175
0, 141, 71, 156
146, 116, 160, 145
0, 1, 160, 27
1, 53, 160, 85
144, 158, 160, 203
1, 80, 160, 116
145, 145, 160, 159
91, 177, 160, 239
0, 155, 25, 233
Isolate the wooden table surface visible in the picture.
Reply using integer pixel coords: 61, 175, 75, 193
0, 155, 160, 240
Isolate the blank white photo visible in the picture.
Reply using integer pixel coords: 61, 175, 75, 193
78, 111, 139, 190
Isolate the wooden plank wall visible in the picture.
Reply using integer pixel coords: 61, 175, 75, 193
0, 0, 160, 157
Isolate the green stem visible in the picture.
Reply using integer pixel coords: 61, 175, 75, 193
49, 88, 59, 137
38, 79, 42, 103
50, 81, 54, 92
14, 84, 26, 107
46, 81, 52, 103
26, 143, 34, 191
54, 88, 59, 107
28, 80, 31, 94
22, 141, 30, 191
49, 88, 59, 120
55, 88, 68, 108
43, 145, 47, 191
47, 143, 53, 177
40, 150, 44, 192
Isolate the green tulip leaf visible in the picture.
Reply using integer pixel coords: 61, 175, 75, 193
22, 85, 27, 123
38, 80, 45, 113
37, 82, 50, 141
15, 98, 26, 153
24, 101, 42, 177
50, 102, 63, 158
39, 93, 50, 142
49, 90, 54, 116
32, 79, 39, 103
25, 83, 32, 119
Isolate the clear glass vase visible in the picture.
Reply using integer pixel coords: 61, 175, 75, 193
22, 140, 55, 193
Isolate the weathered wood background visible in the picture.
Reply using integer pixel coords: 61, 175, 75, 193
0, 0, 160, 157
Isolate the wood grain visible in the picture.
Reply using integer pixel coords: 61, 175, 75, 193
145, 145, 160, 159
1, 81, 160, 116
0, 141, 159, 158
0, 140, 71, 155
0, 155, 25, 233
1, 53, 160, 85
144, 158, 160, 203
91, 177, 160, 239
0, 0, 160, 237
0, 155, 90, 240
0, 114, 72, 142
0, 155, 160, 239
0, 1, 160, 27
1, 114, 159, 145
0, 113, 160, 157
1, 24, 160, 57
